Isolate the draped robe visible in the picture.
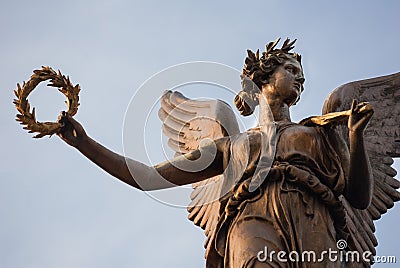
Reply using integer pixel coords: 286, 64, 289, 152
209, 122, 350, 268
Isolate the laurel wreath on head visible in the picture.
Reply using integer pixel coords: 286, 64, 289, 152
13, 66, 80, 138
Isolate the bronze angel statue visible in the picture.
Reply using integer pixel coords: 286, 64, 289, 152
56, 38, 399, 267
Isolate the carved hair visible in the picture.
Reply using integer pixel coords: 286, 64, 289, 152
235, 38, 302, 116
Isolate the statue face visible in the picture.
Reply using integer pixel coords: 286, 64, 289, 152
262, 57, 304, 106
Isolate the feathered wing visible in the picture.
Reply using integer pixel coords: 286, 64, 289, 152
322, 72, 400, 261
158, 90, 240, 257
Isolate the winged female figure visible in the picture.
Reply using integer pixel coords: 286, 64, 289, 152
57, 38, 399, 267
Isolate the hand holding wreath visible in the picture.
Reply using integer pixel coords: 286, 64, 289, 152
13, 66, 81, 138
57, 111, 87, 148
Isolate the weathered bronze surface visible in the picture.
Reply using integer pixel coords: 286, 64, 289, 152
54, 38, 399, 267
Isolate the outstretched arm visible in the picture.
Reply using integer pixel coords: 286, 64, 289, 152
57, 112, 225, 191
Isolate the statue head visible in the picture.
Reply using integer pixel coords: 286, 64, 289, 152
235, 38, 303, 116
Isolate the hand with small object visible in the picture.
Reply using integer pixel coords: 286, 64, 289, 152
57, 111, 88, 148
348, 99, 374, 134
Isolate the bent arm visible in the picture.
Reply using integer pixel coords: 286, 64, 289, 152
329, 127, 373, 209
345, 130, 373, 209
329, 101, 374, 209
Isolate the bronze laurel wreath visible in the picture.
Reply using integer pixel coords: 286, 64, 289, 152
13, 66, 80, 138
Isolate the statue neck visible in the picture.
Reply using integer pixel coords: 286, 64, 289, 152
258, 94, 291, 125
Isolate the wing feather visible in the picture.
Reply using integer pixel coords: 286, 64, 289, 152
322, 72, 400, 259
158, 90, 240, 257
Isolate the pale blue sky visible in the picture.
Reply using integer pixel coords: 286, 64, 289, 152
0, 1, 399, 267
